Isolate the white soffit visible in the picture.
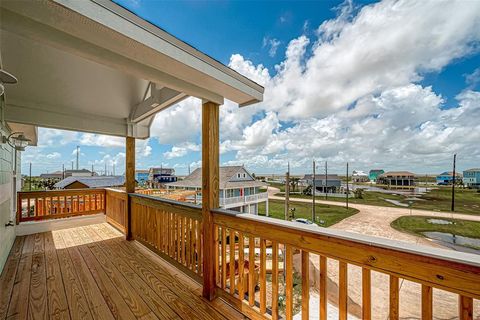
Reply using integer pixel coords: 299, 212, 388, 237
0, 0, 264, 138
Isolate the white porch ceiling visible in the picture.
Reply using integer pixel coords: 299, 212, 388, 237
0, 0, 264, 139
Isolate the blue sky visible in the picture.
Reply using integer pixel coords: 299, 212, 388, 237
22, 0, 480, 176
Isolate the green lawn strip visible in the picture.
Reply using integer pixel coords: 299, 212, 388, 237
258, 199, 358, 227
276, 187, 480, 215
390, 216, 480, 239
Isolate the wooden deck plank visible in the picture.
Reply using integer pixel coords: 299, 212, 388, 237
92, 238, 186, 320
0, 236, 25, 319
75, 242, 137, 320
29, 233, 49, 320
7, 234, 35, 319
110, 236, 233, 320
3, 223, 239, 320
61, 229, 114, 320
52, 231, 93, 320
44, 232, 70, 320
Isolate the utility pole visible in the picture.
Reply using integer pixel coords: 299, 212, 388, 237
71, 161, 73, 170
76, 145, 79, 170
312, 159, 316, 222
91, 164, 94, 176
325, 161, 328, 201
104, 162, 107, 176
29, 162, 32, 191
188, 163, 191, 175
346, 162, 349, 210
285, 163, 290, 221
451, 154, 456, 212
62, 164, 65, 179
113, 163, 116, 176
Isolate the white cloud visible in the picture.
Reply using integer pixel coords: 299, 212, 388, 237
163, 142, 200, 159
46, 152, 61, 159
79, 133, 125, 148
263, 37, 281, 57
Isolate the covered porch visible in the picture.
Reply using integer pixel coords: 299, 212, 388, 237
1, 1, 479, 320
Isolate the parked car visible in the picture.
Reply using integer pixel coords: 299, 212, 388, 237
294, 218, 315, 225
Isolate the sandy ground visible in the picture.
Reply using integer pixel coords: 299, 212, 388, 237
268, 187, 480, 319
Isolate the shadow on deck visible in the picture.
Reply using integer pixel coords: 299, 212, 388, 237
0, 223, 243, 320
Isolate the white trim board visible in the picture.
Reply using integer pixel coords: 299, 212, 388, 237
16, 213, 106, 236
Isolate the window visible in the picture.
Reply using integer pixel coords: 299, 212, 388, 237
237, 173, 241, 178
243, 173, 246, 178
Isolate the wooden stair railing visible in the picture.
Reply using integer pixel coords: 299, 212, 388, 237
16, 189, 106, 224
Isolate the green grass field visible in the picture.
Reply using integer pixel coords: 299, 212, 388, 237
258, 199, 358, 227
279, 186, 480, 215
391, 216, 480, 239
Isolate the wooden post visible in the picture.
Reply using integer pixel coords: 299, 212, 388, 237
202, 101, 220, 300
125, 136, 135, 240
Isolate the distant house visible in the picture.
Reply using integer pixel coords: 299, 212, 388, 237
463, 168, 480, 189
135, 169, 149, 186
54, 176, 126, 189
352, 170, 369, 183
436, 171, 462, 185
302, 174, 342, 193
378, 171, 416, 187
40, 169, 96, 179
148, 167, 177, 186
166, 166, 268, 215
368, 169, 384, 182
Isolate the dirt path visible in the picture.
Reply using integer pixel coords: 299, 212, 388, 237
267, 186, 480, 319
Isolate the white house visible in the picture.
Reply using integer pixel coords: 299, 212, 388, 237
166, 166, 269, 215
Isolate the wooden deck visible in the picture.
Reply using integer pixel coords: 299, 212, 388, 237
0, 223, 244, 320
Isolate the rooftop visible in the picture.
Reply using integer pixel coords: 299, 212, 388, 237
55, 176, 126, 189
167, 166, 266, 189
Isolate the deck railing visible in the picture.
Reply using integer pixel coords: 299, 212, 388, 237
16, 189, 105, 224
105, 188, 128, 232
211, 209, 480, 320
17, 189, 479, 319
129, 193, 204, 282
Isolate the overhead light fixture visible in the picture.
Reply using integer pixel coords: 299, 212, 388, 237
0, 69, 18, 96
1, 132, 31, 151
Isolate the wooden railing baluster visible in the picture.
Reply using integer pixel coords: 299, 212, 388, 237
238, 233, 245, 300
222, 227, 227, 289
389, 275, 399, 320
229, 229, 235, 295
459, 295, 473, 320
421, 284, 432, 320
248, 235, 255, 307
339, 261, 348, 320
271, 241, 279, 320
285, 244, 293, 320
362, 268, 371, 320
301, 250, 309, 320
259, 238, 266, 314
320, 255, 327, 320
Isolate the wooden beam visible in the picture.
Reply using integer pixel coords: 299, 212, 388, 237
201, 101, 220, 300
125, 136, 135, 240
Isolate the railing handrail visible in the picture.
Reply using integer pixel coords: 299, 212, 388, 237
212, 208, 480, 299
18, 188, 106, 197
130, 192, 202, 211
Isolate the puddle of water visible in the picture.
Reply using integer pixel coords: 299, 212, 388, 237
427, 219, 453, 225
423, 231, 480, 253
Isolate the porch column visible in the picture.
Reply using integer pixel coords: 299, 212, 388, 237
125, 136, 135, 240
202, 101, 220, 300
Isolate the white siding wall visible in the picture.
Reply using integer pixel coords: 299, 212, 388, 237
0, 121, 17, 273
